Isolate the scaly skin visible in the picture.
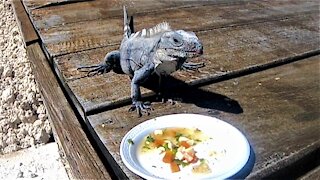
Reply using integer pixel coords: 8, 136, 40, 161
78, 6, 204, 116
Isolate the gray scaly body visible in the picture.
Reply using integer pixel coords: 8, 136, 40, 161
78, 6, 204, 116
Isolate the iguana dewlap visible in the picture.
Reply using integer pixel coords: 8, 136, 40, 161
78, 6, 204, 116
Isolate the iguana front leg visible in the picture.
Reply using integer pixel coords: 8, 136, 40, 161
77, 51, 120, 76
129, 62, 154, 116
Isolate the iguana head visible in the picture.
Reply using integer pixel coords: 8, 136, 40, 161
157, 30, 203, 60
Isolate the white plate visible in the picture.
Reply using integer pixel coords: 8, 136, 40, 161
120, 114, 250, 180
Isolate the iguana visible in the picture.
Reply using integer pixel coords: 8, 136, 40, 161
78, 6, 204, 116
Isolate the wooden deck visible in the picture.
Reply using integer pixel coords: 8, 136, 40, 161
13, 0, 319, 179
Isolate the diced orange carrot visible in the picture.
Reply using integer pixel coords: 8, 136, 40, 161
170, 162, 180, 173
180, 141, 191, 148
154, 136, 164, 147
162, 151, 174, 163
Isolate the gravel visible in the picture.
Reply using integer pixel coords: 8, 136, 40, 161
0, 0, 52, 154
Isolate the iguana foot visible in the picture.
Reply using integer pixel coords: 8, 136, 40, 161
181, 62, 205, 71
77, 63, 112, 76
160, 97, 176, 105
128, 101, 153, 117
167, 99, 176, 105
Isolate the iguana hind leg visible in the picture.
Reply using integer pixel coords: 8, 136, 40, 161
77, 50, 120, 76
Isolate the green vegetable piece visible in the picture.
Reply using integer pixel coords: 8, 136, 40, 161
200, 158, 206, 164
174, 159, 189, 167
128, 139, 134, 145
175, 133, 183, 141
146, 135, 155, 143
163, 143, 170, 151
142, 145, 150, 150
172, 146, 178, 154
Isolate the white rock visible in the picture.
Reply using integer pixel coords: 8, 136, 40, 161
0, 66, 4, 77
0, 140, 6, 149
16, 130, 26, 140
37, 105, 46, 114
27, 91, 36, 102
34, 129, 49, 143
1, 87, 15, 103
19, 101, 31, 110
3, 66, 13, 78
6, 134, 17, 145
38, 113, 47, 121
29, 136, 35, 146
33, 120, 42, 127
3, 144, 20, 153
23, 110, 37, 123
44, 120, 51, 134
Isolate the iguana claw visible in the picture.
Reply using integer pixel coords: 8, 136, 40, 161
128, 101, 153, 117
77, 63, 112, 76
181, 62, 205, 71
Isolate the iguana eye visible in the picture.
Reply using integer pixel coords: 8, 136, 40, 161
172, 37, 182, 46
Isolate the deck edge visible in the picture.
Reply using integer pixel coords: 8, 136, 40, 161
26, 42, 112, 180
12, 1, 111, 178
11, 0, 39, 45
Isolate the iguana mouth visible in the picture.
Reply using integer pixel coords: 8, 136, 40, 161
187, 49, 203, 55
167, 50, 203, 59
165, 48, 203, 58
185, 49, 203, 57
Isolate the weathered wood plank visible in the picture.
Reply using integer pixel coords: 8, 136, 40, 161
298, 166, 320, 180
26, 0, 318, 56
54, 13, 319, 113
26, 43, 112, 179
12, 0, 38, 45
26, 0, 318, 30
257, 15, 320, 55
87, 56, 320, 179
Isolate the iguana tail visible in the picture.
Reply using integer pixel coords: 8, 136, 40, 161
123, 6, 132, 39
